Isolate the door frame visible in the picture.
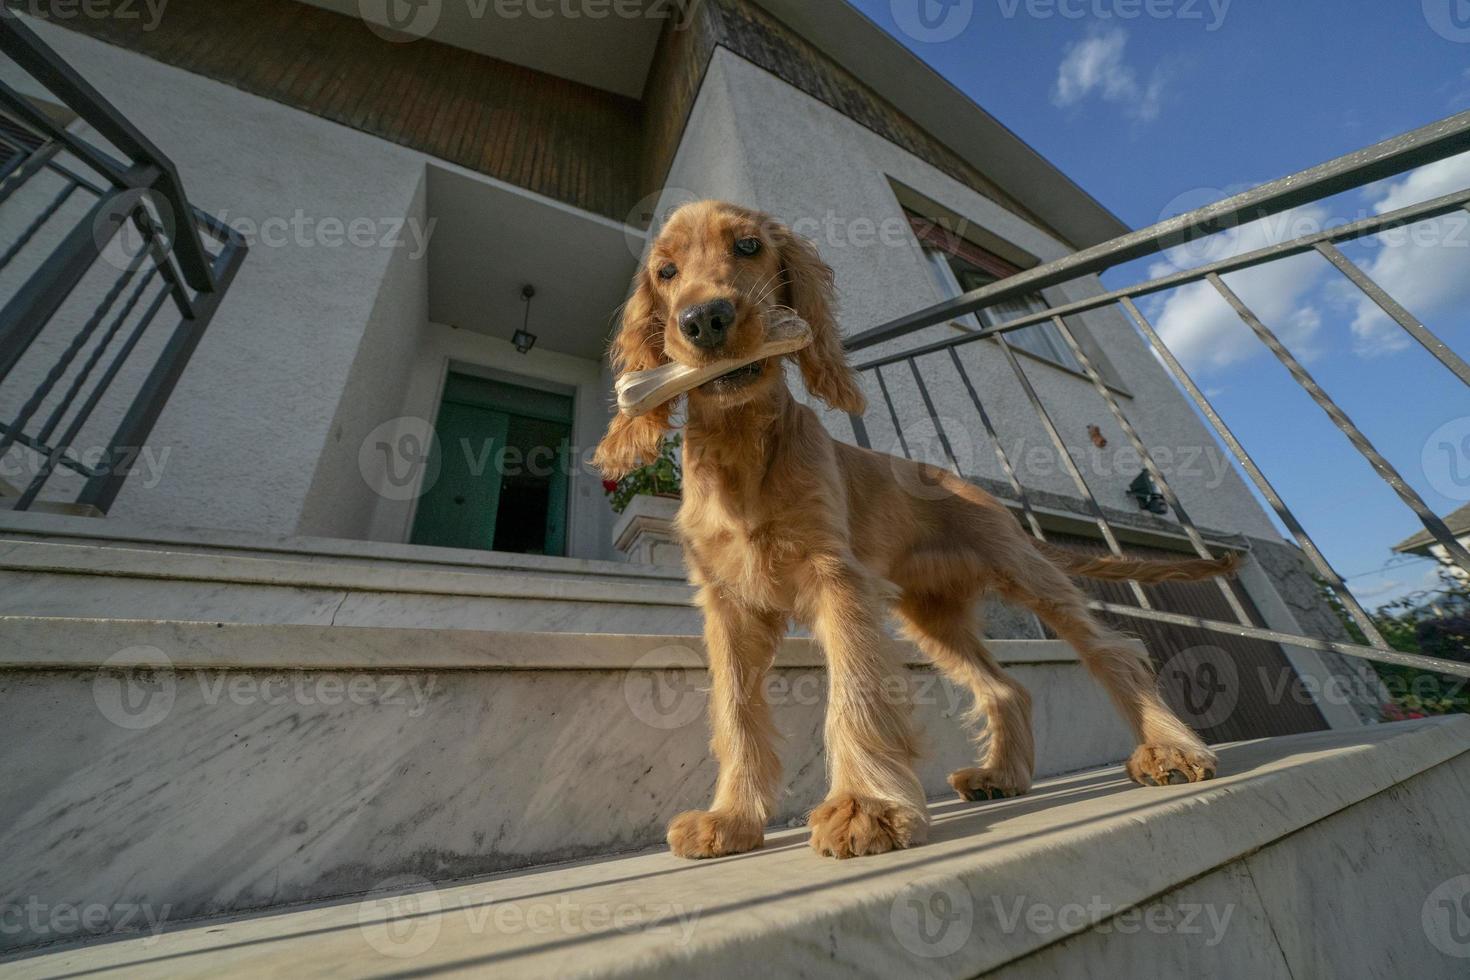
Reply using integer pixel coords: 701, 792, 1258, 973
401, 357, 581, 555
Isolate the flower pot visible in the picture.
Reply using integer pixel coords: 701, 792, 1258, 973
612, 493, 683, 568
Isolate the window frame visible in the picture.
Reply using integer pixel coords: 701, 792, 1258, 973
909, 213, 1086, 373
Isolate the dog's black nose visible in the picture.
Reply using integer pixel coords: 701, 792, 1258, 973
679, 299, 735, 350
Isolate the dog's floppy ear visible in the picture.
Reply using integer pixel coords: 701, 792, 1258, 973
773, 223, 866, 414
594, 269, 674, 480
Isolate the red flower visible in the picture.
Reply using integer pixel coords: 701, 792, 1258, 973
602, 479, 619, 494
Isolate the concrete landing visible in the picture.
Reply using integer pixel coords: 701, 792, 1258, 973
7, 717, 1467, 978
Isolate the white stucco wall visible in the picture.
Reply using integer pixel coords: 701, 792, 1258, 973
3, 17, 630, 558
660, 50, 1280, 543
295, 174, 432, 541
4, 20, 1279, 559
5, 18, 433, 535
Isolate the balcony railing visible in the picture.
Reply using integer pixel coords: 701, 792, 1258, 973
844, 109, 1470, 681
0, 11, 244, 513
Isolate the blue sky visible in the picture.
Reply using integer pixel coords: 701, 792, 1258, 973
847, 0, 1470, 609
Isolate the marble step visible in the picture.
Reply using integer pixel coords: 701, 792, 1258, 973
0, 510, 689, 583
6, 718, 1468, 979
0, 618, 1135, 952
0, 516, 1043, 638
0, 533, 708, 636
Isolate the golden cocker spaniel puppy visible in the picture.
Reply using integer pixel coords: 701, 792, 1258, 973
596, 201, 1232, 860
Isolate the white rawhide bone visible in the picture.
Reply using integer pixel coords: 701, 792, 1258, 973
615, 313, 812, 417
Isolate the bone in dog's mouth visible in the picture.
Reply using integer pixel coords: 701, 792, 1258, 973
700, 360, 765, 390
614, 313, 810, 417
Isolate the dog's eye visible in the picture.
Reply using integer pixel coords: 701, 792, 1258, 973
734, 237, 762, 257
657, 262, 678, 281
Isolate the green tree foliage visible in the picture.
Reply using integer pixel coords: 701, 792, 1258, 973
1319, 568, 1469, 719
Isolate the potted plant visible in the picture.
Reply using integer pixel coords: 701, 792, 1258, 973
604, 434, 684, 567
602, 433, 682, 514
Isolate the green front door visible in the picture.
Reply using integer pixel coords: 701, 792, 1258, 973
410, 373, 573, 556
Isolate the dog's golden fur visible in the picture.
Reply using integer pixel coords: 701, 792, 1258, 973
595, 201, 1230, 860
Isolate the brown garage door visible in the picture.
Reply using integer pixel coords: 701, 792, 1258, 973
1051, 534, 1328, 743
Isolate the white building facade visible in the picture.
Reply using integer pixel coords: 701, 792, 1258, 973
1, 0, 1383, 732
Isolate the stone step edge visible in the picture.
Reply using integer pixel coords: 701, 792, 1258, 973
6, 718, 1465, 979
0, 510, 689, 582
0, 618, 1104, 671
0, 538, 698, 607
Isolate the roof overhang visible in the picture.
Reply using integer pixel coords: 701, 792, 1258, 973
1394, 504, 1470, 555
425, 166, 639, 360
296, 0, 663, 98
299, 0, 1129, 248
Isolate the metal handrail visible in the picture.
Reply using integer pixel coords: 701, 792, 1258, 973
0, 12, 247, 513
850, 186, 1470, 373
845, 110, 1470, 352
844, 110, 1470, 681
0, 5, 217, 293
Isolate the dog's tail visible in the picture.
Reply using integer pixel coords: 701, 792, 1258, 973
1035, 540, 1240, 584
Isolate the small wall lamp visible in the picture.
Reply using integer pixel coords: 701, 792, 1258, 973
513, 284, 537, 354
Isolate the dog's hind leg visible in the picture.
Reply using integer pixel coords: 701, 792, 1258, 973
996, 548, 1218, 786
666, 586, 787, 859
895, 592, 1035, 801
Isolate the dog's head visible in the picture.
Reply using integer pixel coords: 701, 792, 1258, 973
594, 200, 865, 479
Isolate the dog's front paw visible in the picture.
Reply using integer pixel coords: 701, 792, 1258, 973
1126, 743, 1218, 786
948, 766, 1030, 802
667, 809, 763, 859
808, 795, 927, 859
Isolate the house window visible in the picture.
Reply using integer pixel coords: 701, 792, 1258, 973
910, 215, 1082, 372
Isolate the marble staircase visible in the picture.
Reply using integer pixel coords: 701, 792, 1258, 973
0, 514, 1126, 955
7, 516, 1467, 975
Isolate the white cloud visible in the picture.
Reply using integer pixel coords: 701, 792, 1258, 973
1146, 205, 1332, 372
1340, 151, 1470, 357
1371, 149, 1470, 213
1147, 151, 1470, 373
1052, 28, 1166, 122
